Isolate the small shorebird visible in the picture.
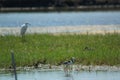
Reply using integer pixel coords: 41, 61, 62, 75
63, 57, 75, 74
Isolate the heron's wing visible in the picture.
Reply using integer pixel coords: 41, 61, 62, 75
20, 26, 27, 35
21, 24, 25, 27
63, 61, 68, 64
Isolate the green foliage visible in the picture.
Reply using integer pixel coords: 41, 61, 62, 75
0, 33, 120, 68
0, 0, 119, 8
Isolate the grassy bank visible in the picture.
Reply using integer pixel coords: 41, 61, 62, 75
0, 33, 120, 68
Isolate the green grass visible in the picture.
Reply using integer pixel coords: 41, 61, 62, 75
0, 33, 120, 68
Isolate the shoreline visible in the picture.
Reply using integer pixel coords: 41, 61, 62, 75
0, 25, 120, 72
0, 65, 120, 72
0, 5, 120, 12
0, 25, 120, 35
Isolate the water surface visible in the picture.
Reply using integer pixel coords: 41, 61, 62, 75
0, 11, 120, 27
0, 70, 120, 80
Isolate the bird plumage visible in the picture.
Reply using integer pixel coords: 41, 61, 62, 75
20, 23, 29, 36
63, 57, 75, 74
63, 57, 75, 65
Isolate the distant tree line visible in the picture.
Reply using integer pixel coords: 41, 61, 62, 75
0, 0, 120, 7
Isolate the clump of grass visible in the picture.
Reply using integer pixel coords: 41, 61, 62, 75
0, 33, 120, 68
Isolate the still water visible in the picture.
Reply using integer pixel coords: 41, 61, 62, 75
0, 70, 120, 80
0, 11, 120, 27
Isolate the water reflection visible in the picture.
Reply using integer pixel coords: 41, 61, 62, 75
0, 70, 120, 80
64, 73, 74, 80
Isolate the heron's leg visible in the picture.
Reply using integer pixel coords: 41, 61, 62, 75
21, 34, 26, 42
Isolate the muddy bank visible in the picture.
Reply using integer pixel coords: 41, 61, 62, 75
0, 25, 120, 35
0, 64, 120, 72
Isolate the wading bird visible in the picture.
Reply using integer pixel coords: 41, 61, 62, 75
63, 57, 75, 74
20, 23, 30, 37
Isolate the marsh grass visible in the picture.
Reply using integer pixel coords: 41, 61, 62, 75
0, 33, 120, 68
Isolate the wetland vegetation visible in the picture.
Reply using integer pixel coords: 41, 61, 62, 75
0, 33, 120, 68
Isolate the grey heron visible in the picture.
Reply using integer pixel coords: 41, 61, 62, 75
20, 23, 30, 37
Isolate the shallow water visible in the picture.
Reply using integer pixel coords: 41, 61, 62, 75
0, 70, 120, 80
0, 11, 120, 27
